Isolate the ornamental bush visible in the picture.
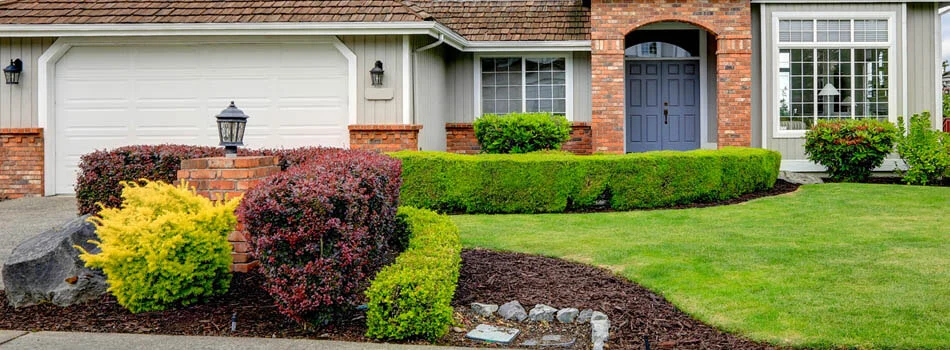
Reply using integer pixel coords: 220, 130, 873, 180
895, 112, 950, 185
473, 112, 571, 154
235, 150, 402, 326
804, 119, 898, 182
365, 207, 461, 341
77, 180, 238, 313
393, 147, 780, 214
76, 145, 343, 215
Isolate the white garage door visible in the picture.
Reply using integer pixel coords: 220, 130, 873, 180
53, 42, 350, 194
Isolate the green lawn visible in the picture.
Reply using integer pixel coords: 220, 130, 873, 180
451, 184, 950, 349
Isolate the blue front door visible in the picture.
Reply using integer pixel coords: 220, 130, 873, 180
626, 61, 700, 152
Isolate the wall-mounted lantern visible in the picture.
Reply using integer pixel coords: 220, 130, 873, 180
370, 60, 385, 87
3, 59, 23, 85
215, 101, 249, 158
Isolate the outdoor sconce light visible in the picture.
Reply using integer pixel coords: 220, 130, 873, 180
215, 101, 249, 158
3, 59, 23, 85
370, 60, 385, 87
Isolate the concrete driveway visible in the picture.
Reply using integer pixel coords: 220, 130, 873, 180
0, 196, 77, 290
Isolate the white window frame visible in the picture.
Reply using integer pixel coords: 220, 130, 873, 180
474, 52, 575, 121
771, 12, 897, 138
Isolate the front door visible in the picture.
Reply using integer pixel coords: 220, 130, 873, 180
626, 61, 700, 152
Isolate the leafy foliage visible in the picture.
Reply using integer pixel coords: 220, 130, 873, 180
365, 207, 461, 341
77, 180, 238, 313
235, 150, 402, 327
804, 119, 897, 182
473, 112, 571, 154
76, 145, 345, 215
895, 112, 950, 185
392, 147, 781, 214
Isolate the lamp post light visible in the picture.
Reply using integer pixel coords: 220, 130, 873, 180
3, 59, 23, 85
370, 60, 385, 87
215, 101, 249, 158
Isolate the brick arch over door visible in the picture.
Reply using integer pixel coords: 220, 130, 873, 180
590, 0, 752, 153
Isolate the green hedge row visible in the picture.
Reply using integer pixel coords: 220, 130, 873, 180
365, 207, 462, 341
392, 147, 782, 213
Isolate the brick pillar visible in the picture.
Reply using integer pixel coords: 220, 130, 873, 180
176, 156, 279, 273
0, 128, 44, 199
717, 37, 753, 147
590, 40, 626, 154
348, 124, 422, 152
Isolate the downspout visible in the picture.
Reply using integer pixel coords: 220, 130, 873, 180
415, 34, 445, 53
410, 34, 445, 150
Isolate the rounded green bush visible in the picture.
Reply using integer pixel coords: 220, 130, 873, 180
473, 112, 571, 154
804, 119, 898, 182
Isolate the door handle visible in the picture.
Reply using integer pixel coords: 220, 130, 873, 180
663, 102, 669, 125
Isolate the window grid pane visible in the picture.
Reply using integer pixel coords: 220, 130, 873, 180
525, 58, 567, 115
481, 57, 523, 115
779, 20, 814, 42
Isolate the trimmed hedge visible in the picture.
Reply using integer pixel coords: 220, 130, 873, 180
235, 150, 403, 326
393, 147, 781, 213
76, 145, 346, 215
365, 206, 461, 341
473, 112, 571, 153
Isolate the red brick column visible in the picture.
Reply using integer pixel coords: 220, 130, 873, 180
0, 128, 44, 199
176, 156, 279, 273
717, 37, 753, 147
943, 117, 950, 133
445, 122, 593, 155
348, 124, 422, 152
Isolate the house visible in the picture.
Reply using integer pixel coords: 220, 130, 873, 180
0, 0, 944, 198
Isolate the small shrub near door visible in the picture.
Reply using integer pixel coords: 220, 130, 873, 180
804, 119, 898, 182
473, 112, 571, 153
895, 112, 950, 185
236, 150, 402, 327
365, 207, 461, 341
77, 180, 238, 313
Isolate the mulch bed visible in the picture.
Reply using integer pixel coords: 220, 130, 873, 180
0, 249, 775, 349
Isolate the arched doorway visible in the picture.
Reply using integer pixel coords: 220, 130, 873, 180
624, 23, 716, 152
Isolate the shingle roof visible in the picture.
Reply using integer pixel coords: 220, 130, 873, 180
412, 0, 589, 41
0, 0, 592, 41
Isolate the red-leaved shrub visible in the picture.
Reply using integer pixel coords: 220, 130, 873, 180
235, 150, 403, 326
75, 145, 344, 215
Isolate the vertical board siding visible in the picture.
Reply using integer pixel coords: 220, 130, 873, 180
340, 35, 404, 125
906, 2, 939, 122
445, 51, 475, 123
412, 35, 448, 151
751, 6, 761, 148
707, 31, 720, 144
761, 3, 903, 160
573, 51, 593, 122
0, 37, 53, 129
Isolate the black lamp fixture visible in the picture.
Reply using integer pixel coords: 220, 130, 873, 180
3, 59, 23, 85
370, 60, 385, 87
215, 101, 249, 158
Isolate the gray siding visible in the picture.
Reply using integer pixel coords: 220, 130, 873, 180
0, 37, 55, 128
573, 51, 593, 122
411, 35, 448, 151
751, 6, 762, 148
340, 35, 406, 125
707, 31, 719, 145
760, 3, 908, 160
906, 2, 941, 124
445, 51, 475, 123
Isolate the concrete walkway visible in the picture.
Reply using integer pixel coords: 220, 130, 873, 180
0, 331, 475, 350
0, 196, 78, 290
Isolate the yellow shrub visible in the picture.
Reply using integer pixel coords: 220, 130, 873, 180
78, 180, 239, 313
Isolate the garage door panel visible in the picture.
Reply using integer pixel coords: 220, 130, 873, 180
54, 42, 350, 194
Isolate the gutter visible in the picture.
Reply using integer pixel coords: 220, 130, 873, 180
415, 33, 444, 52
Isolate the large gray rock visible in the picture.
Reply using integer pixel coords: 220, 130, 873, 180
528, 304, 558, 322
576, 309, 594, 324
471, 302, 498, 317
778, 171, 824, 185
591, 318, 610, 350
498, 300, 528, 322
556, 308, 579, 323
2, 215, 108, 308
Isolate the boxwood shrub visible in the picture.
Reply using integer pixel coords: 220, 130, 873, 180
365, 206, 461, 341
75, 145, 345, 215
804, 119, 898, 182
235, 150, 402, 327
393, 147, 781, 213
473, 112, 571, 153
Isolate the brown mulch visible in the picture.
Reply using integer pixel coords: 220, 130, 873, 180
0, 249, 775, 349
643, 179, 800, 211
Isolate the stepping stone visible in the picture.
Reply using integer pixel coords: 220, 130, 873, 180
465, 324, 520, 344
540, 334, 576, 347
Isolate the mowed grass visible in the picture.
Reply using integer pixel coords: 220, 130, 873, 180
451, 184, 950, 348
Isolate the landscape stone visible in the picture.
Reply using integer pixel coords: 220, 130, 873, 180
471, 302, 498, 317
540, 334, 576, 347
556, 308, 579, 323
528, 304, 558, 322
465, 324, 520, 344
591, 318, 610, 350
576, 309, 594, 323
778, 171, 823, 185
498, 300, 528, 322
2, 215, 108, 308
520, 339, 540, 346
591, 311, 608, 321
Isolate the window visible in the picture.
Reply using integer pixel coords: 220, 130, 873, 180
776, 18, 891, 132
480, 56, 568, 116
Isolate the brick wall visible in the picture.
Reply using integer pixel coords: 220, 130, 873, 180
0, 128, 43, 199
944, 117, 949, 133
590, 0, 753, 153
445, 122, 593, 155
348, 124, 422, 152
176, 156, 280, 273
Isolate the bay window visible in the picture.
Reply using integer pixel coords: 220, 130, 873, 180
479, 56, 569, 117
